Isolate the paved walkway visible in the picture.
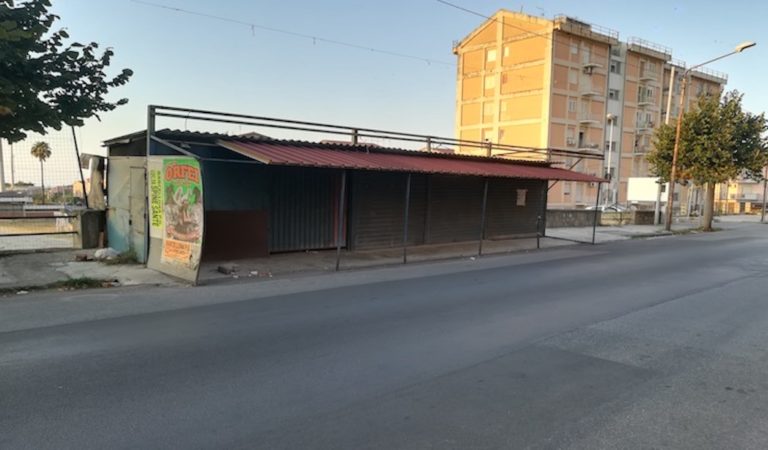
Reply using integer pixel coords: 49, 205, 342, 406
0, 250, 175, 292
0, 214, 760, 290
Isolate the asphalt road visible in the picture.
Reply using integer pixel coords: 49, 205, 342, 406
3, 223, 768, 449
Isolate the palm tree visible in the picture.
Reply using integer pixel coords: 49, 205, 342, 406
30, 141, 52, 203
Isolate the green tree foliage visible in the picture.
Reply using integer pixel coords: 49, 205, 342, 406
0, 0, 133, 143
648, 90, 768, 230
30, 140, 51, 200
649, 91, 768, 186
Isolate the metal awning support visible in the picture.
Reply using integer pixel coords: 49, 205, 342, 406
548, 158, 584, 191
478, 178, 489, 256
402, 173, 412, 264
335, 170, 347, 271
538, 180, 547, 245
592, 182, 602, 245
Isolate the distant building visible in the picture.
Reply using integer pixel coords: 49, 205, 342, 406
453, 11, 727, 208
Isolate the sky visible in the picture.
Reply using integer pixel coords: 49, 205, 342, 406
6, 0, 768, 186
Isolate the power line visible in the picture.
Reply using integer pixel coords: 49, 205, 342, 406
129, 0, 455, 67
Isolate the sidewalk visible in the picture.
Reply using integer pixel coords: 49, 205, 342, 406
0, 215, 750, 291
547, 218, 702, 243
199, 219, 706, 283
0, 250, 176, 293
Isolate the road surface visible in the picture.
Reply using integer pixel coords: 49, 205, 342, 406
3, 222, 768, 449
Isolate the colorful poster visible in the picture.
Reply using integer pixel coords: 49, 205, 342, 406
148, 160, 164, 238
160, 158, 203, 266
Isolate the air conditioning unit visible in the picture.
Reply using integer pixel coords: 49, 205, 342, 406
566, 137, 576, 146
587, 143, 599, 149
583, 66, 594, 75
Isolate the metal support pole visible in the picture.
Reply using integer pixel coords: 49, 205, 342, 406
536, 215, 541, 249
0, 139, 5, 193
335, 171, 347, 271
762, 169, 768, 223
71, 127, 89, 209
402, 173, 412, 264
10, 142, 14, 190
605, 116, 615, 205
539, 180, 548, 238
478, 178, 489, 256
351, 129, 359, 145
665, 74, 689, 231
592, 182, 602, 245
426, 137, 432, 152
654, 180, 663, 225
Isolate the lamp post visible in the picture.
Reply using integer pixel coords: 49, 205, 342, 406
665, 41, 756, 231
605, 113, 617, 205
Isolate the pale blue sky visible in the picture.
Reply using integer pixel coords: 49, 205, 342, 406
32, 0, 768, 159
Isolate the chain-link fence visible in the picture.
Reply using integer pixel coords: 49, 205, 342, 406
0, 128, 89, 251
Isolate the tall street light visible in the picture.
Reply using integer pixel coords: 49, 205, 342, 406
664, 41, 756, 231
605, 113, 617, 205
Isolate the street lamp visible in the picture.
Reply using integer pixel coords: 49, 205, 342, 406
605, 113, 617, 205
665, 41, 756, 231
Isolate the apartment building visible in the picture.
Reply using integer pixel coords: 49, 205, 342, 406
453, 10, 728, 209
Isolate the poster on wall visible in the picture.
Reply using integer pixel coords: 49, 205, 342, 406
147, 156, 204, 283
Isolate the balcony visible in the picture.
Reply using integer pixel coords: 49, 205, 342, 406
582, 55, 607, 71
633, 144, 650, 155
578, 142, 601, 152
638, 95, 655, 107
639, 70, 658, 82
579, 83, 602, 97
636, 121, 656, 133
579, 113, 601, 125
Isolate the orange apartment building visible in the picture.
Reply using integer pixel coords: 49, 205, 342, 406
454, 10, 728, 210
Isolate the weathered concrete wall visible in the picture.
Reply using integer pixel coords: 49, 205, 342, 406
600, 212, 632, 226
547, 209, 601, 228
75, 210, 106, 249
632, 210, 656, 225
548, 209, 657, 227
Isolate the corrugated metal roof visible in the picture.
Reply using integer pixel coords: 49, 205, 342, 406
218, 140, 604, 183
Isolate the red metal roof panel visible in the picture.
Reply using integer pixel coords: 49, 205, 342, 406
218, 141, 604, 183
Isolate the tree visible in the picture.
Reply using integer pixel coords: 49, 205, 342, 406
30, 141, 50, 201
648, 91, 768, 231
0, 0, 133, 143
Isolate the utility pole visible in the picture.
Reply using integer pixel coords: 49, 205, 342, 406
605, 114, 616, 205
762, 167, 768, 223
655, 65, 676, 225
0, 139, 6, 193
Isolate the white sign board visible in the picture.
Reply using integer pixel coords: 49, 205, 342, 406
627, 177, 668, 203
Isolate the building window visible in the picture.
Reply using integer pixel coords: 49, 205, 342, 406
605, 140, 617, 151
608, 89, 620, 100
568, 98, 577, 113
610, 46, 621, 57
484, 75, 496, 92
568, 69, 577, 85
486, 48, 497, 63
610, 60, 622, 74
483, 102, 494, 122
570, 42, 578, 55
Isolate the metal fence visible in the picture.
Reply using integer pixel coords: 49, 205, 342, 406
0, 127, 88, 251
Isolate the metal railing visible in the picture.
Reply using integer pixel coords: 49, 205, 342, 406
150, 105, 607, 161
628, 37, 672, 56
691, 66, 728, 82
553, 15, 619, 41
0, 213, 78, 252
